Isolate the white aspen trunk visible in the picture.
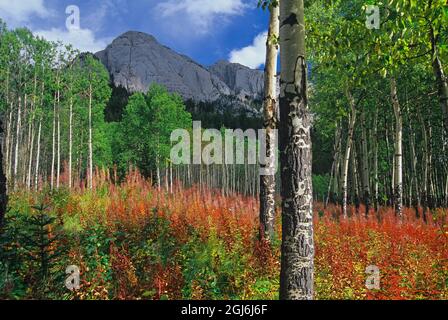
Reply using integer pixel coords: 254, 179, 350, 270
360, 110, 370, 215
170, 161, 173, 194
342, 89, 357, 218
373, 109, 379, 212
5, 107, 12, 181
260, 1, 280, 241
88, 83, 93, 190
35, 118, 42, 191
56, 88, 61, 189
51, 91, 57, 189
391, 78, 403, 219
279, 0, 313, 300
156, 156, 161, 191
13, 96, 22, 190
408, 118, 420, 209
69, 96, 73, 189
326, 124, 341, 207
26, 122, 34, 190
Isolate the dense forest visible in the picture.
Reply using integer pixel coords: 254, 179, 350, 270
0, 0, 447, 300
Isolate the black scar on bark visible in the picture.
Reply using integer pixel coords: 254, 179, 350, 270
281, 13, 299, 27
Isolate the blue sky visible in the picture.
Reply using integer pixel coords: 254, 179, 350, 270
0, 0, 270, 69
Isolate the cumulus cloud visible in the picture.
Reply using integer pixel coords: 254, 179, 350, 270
229, 31, 267, 69
34, 28, 111, 53
156, 0, 249, 33
0, 0, 50, 24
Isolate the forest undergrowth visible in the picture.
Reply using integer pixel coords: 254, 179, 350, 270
0, 170, 446, 300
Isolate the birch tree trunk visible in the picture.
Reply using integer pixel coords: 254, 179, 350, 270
279, 0, 314, 300
260, 1, 279, 242
391, 78, 403, 219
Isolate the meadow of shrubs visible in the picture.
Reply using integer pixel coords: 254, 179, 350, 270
0, 170, 446, 300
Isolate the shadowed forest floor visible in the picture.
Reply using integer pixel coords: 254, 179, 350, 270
0, 171, 446, 300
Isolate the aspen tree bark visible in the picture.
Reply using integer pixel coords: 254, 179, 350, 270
13, 96, 22, 190
279, 0, 314, 300
420, 111, 429, 221
26, 123, 34, 190
51, 90, 57, 189
35, 118, 41, 190
351, 145, 360, 214
391, 78, 403, 219
260, 1, 280, 241
69, 96, 73, 188
408, 116, 420, 215
5, 107, 12, 181
342, 90, 357, 218
88, 82, 93, 190
326, 125, 342, 207
445, 174, 448, 207
56, 88, 61, 189
360, 110, 370, 216
0, 116, 7, 226
373, 109, 379, 212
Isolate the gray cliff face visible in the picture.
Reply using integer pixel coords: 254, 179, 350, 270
208, 60, 264, 100
95, 31, 264, 108
95, 31, 230, 101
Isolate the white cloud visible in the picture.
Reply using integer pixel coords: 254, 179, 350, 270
0, 0, 50, 23
156, 0, 249, 33
229, 31, 267, 69
34, 28, 110, 53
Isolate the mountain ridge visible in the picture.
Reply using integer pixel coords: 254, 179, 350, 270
95, 31, 264, 110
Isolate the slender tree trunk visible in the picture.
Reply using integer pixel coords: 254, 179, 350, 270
360, 110, 370, 216
408, 116, 420, 216
13, 96, 22, 190
260, 1, 280, 242
69, 96, 73, 189
0, 113, 8, 226
26, 122, 34, 190
391, 78, 403, 219
326, 123, 342, 207
56, 88, 61, 189
279, 0, 314, 300
35, 117, 42, 191
342, 89, 357, 218
88, 83, 93, 190
5, 107, 12, 182
51, 90, 56, 189
373, 109, 379, 212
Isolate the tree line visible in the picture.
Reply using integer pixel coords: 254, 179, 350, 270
305, 0, 448, 219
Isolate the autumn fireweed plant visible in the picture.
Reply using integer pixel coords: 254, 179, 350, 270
0, 172, 445, 300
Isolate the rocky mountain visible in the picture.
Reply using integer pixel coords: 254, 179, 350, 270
209, 60, 264, 101
95, 31, 264, 111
